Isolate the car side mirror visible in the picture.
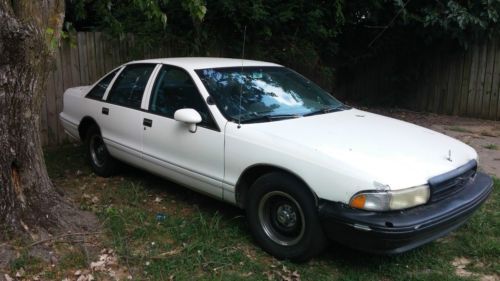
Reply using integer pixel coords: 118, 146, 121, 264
174, 108, 202, 133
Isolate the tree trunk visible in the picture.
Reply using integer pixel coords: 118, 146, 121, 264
0, 0, 95, 240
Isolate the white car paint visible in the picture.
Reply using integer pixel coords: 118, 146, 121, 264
223, 108, 477, 204
60, 57, 478, 207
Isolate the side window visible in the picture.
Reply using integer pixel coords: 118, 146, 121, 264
149, 65, 216, 129
106, 64, 156, 109
86, 69, 118, 100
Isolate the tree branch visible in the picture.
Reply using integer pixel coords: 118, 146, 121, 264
28, 231, 103, 247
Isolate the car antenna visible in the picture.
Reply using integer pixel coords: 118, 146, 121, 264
237, 25, 247, 129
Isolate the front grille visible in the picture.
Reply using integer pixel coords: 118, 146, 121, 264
428, 160, 477, 202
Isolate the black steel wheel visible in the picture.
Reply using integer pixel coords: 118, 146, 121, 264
246, 172, 327, 261
85, 124, 117, 177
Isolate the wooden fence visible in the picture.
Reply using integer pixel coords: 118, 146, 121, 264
41, 32, 499, 146
41, 32, 190, 146
337, 38, 500, 120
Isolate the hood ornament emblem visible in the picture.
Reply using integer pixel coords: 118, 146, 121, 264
446, 150, 452, 162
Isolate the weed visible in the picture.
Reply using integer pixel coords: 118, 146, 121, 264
9, 251, 44, 274
59, 249, 87, 269
483, 144, 498, 150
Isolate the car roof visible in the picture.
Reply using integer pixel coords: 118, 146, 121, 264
125, 57, 282, 70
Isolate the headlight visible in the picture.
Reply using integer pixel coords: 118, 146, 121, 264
349, 184, 430, 211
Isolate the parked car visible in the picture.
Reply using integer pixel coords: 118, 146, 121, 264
60, 58, 493, 261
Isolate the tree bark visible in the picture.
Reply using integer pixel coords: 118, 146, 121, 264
0, 0, 95, 240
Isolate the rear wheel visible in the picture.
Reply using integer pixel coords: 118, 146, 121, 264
246, 172, 327, 261
85, 125, 117, 177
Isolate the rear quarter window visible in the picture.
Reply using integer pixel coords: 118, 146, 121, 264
86, 69, 119, 100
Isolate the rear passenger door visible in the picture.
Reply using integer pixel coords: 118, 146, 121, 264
100, 63, 158, 164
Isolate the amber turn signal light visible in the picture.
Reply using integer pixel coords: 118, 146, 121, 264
350, 194, 366, 209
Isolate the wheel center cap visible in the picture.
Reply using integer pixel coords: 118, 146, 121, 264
276, 204, 296, 227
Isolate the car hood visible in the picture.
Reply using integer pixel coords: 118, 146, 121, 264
249, 108, 477, 190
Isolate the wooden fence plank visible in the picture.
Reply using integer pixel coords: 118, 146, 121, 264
110, 36, 119, 69
117, 37, 125, 65
417, 56, 430, 111
429, 55, 439, 112
86, 32, 97, 83
59, 42, 74, 143
452, 52, 465, 115
467, 44, 480, 116
116, 37, 123, 66
459, 50, 473, 115
94, 32, 104, 78
435, 53, 449, 113
492, 39, 500, 120
77, 32, 89, 85
69, 37, 81, 87
424, 55, 435, 112
481, 39, 496, 118
431, 54, 441, 112
61, 42, 73, 88
474, 42, 488, 116
100, 34, 108, 72
121, 37, 127, 64
445, 52, 458, 115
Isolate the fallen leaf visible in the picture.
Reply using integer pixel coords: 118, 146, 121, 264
90, 260, 105, 271
15, 268, 25, 277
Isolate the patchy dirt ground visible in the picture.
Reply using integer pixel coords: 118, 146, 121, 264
365, 107, 500, 178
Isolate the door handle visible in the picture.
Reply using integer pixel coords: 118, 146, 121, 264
143, 118, 153, 127
102, 107, 109, 115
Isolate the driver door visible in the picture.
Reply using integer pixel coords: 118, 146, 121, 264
141, 65, 224, 198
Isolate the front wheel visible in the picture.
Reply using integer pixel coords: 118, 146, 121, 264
246, 172, 327, 261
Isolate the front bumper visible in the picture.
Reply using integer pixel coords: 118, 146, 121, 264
318, 172, 493, 254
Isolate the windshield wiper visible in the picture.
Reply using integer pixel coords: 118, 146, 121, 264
302, 105, 350, 117
239, 114, 301, 124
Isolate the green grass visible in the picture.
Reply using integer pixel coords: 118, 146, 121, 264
9, 251, 44, 273
27, 144, 500, 280
58, 248, 88, 269
483, 144, 498, 150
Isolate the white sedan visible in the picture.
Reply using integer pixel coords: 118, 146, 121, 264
60, 58, 493, 261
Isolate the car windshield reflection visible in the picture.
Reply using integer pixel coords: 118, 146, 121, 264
195, 66, 346, 123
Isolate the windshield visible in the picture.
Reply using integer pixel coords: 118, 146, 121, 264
195, 66, 344, 123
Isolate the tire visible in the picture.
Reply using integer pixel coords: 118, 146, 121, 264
85, 125, 117, 177
246, 172, 327, 261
